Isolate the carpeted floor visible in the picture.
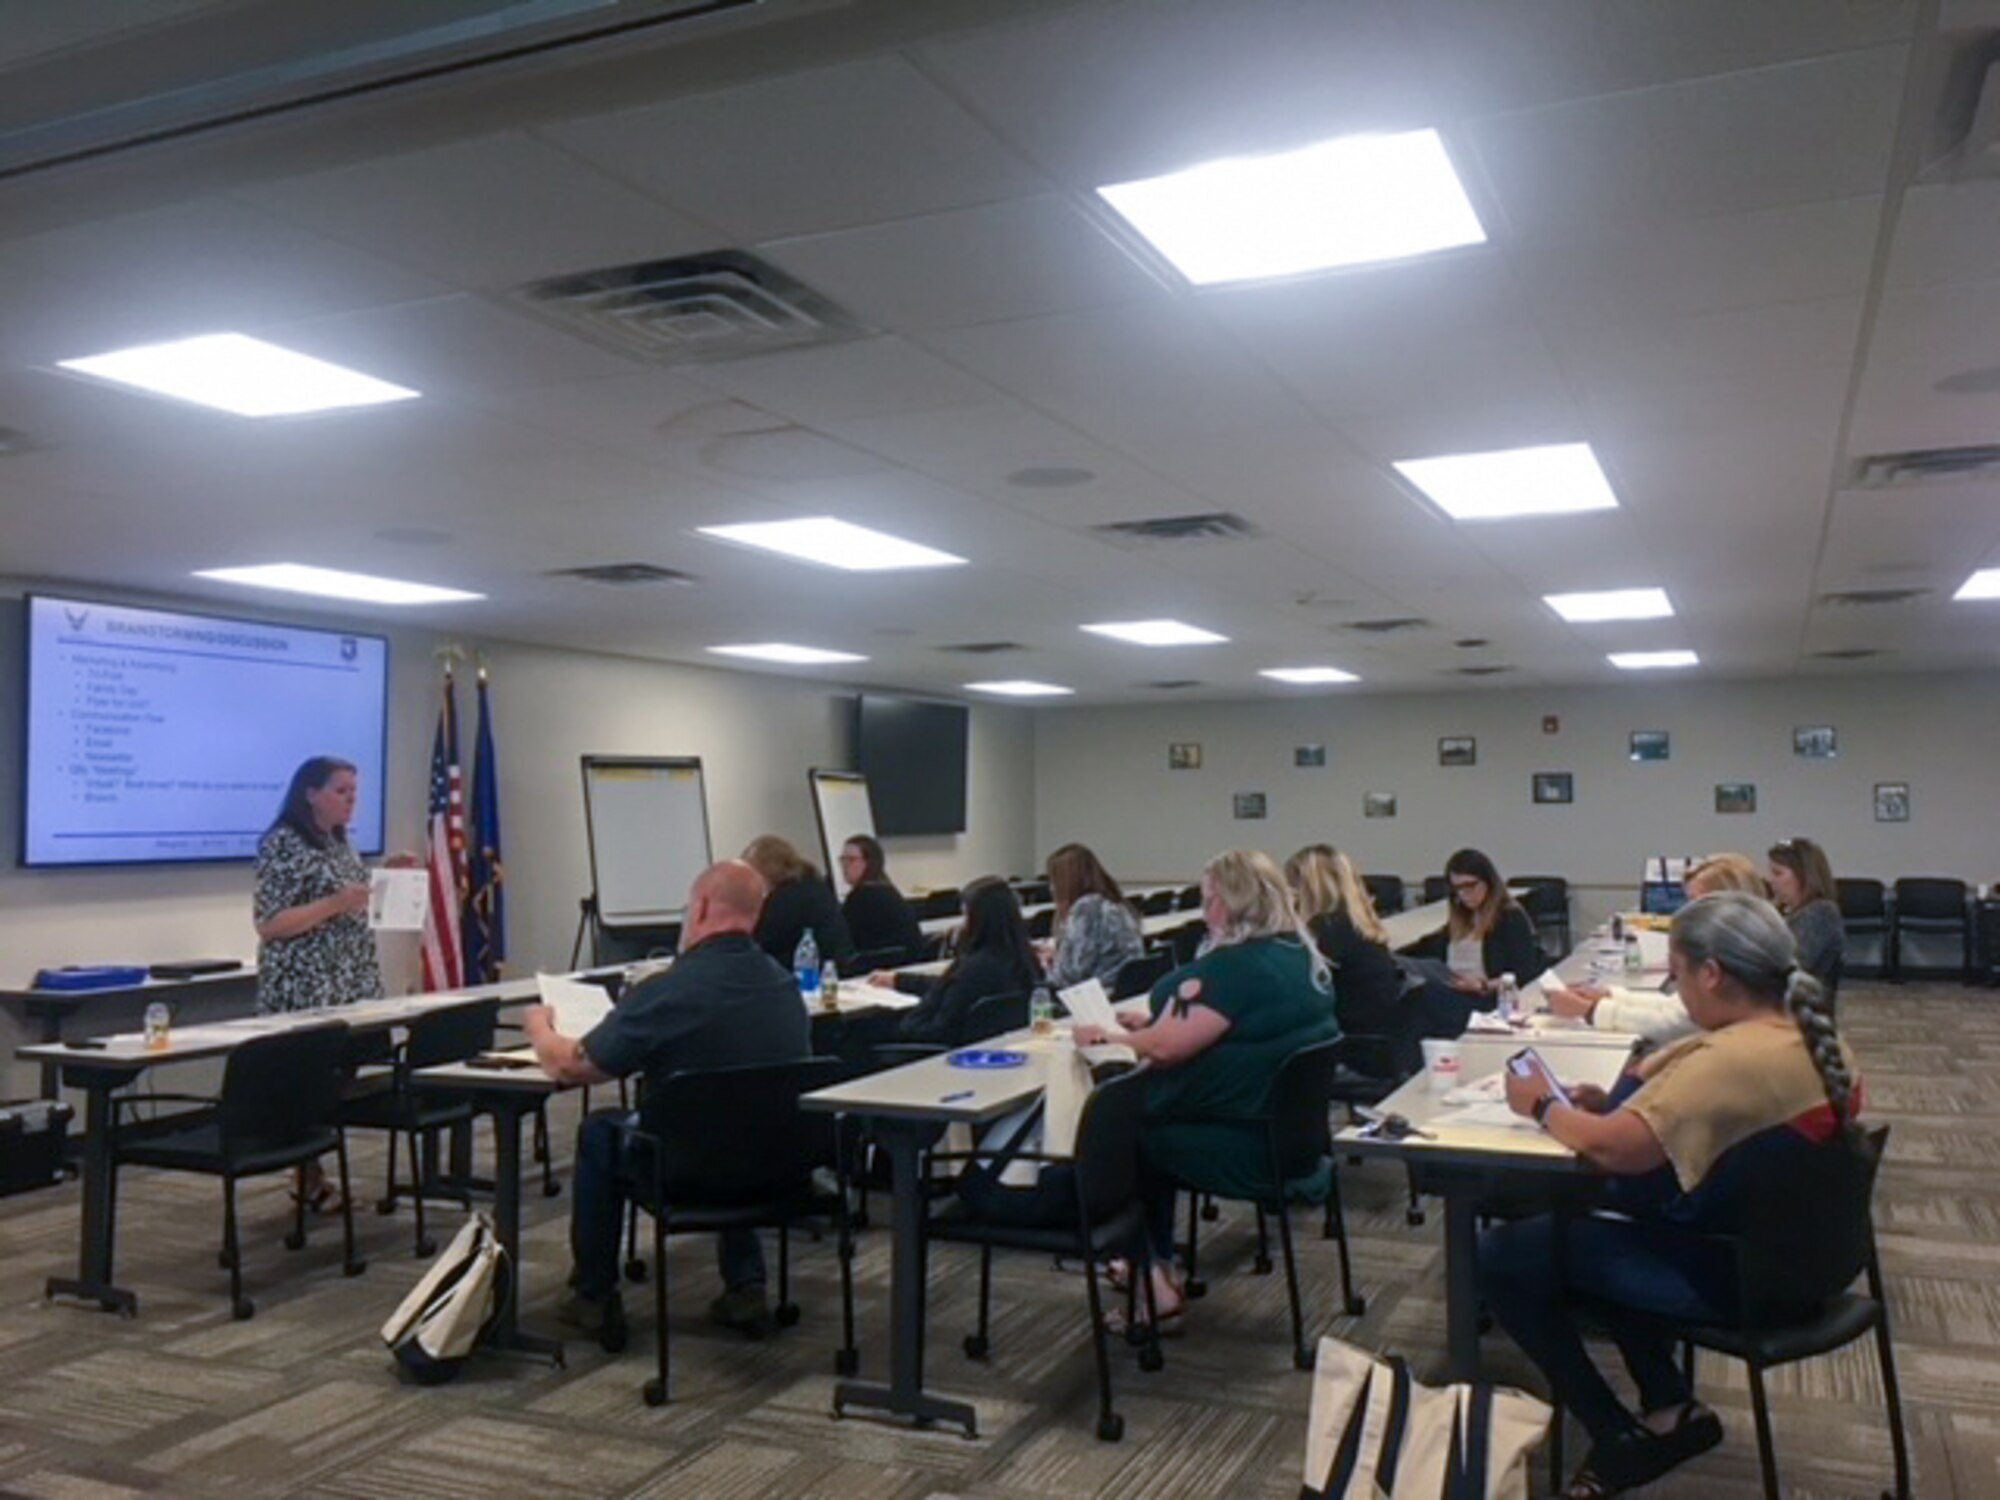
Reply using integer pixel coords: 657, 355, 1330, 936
0, 979, 1987, 1498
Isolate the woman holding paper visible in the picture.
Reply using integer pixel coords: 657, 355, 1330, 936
1075, 849, 1338, 1330
868, 877, 1041, 1044
253, 756, 412, 1208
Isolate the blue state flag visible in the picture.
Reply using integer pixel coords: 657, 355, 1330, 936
464, 672, 506, 982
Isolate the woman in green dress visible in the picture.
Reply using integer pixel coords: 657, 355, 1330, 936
1075, 848, 1338, 1329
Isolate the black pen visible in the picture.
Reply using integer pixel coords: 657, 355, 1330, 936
939, 1089, 975, 1102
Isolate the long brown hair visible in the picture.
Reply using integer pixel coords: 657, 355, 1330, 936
1045, 843, 1129, 923
1443, 847, 1517, 941
1767, 837, 1837, 909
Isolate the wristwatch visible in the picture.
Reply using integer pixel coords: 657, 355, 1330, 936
1532, 1093, 1559, 1127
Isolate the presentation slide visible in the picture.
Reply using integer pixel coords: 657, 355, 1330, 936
23, 594, 388, 866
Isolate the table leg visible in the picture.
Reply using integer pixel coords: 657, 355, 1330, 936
1443, 1189, 1480, 1383
29, 1002, 63, 1100
481, 1096, 564, 1365
830, 1117, 975, 1437
45, 1070, 136, 1316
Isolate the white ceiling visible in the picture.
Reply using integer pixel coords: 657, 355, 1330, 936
4, 0, 2000, 703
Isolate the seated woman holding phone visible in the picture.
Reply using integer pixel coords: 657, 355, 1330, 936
1540, 853, 1767, 1046
1404, 847, 1548, 1039
1479, 892, 1864, 1499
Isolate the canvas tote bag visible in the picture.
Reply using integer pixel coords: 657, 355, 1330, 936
380, 1213, 510, 1384
1301, 1336, 1549, 1499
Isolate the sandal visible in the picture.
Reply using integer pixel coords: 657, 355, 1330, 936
308, 1182, 348, 1216
1101, 1288, 1187, 1339
1640, 1401, 1724, 1472
1563, 1409, 1723, 1499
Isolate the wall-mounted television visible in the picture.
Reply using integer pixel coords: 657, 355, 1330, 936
853, 694, 967, 837
21, 593, 389, 866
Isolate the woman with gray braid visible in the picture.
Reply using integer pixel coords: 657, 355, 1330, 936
1479, 892, 1864, 1499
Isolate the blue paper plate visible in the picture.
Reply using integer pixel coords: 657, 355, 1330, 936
948, 1049, 1027, 1070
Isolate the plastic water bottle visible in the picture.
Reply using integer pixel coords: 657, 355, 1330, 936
1622, 931, 1643, 975
820, 960, 839, 1009
795, 931, 821, 1005
143, 1001, 171, 1051
1031, 984, 1057, 1036
1495, 972, 1519, 1023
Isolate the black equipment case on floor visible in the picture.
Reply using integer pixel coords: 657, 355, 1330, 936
0, 1099, 74, 1196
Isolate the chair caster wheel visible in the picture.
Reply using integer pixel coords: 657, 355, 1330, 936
1345, 1295, 1366, 1317
1200, 1201, 1219, 1222
834, 1347, 859, 1376
375, 1197, 397, 1216
414, 1239, 437, 1259
217, 1249, 237, 1270
642, 1378, 667, 1407
1253, 1255, 1273, 1275
1294, 1347, 1315, 1371
232, 1298, 256, 1321
624, 1258, 648, 1283
1184, 1278, 1207, 1299
1096, 1413, 1125, 1442
851, 1209, 870, 1231
284, 1229, 306, 1251
963, 1333, 989, 1360
1138, 1345, 1165, 1373
1406, 1208, 1426, 1227
542, 1181, 562, 1199
344, 1259, 367, 1278
775, 1303, 801, 1329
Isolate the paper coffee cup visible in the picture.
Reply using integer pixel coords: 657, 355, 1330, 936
1420, 1037, 1463, 1092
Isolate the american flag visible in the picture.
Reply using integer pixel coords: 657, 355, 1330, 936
420, 673, 468, 992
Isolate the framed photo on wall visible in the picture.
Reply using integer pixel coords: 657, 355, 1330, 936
1168, 742, 1202, 770
1793, 725, 1837, 760
1363, 791, 1397, 819
1438, 735, 1476, 767
1232, 791, 1267, 820
1874, 782, 1910, 823
1629, 730, 1669, 762
1715, 782, 1757, 815
1294, 743, 1326, 768
1532, 772, 1573, 804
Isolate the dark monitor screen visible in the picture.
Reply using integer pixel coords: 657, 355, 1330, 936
853, 695, 968, 836
1640, 881, 1687, 916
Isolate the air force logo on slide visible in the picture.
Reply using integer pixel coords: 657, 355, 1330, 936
65, 608, 89, 632
340, 637, 358, 661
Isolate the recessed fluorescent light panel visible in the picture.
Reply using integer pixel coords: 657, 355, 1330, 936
964, 680, 1074, 697
708, 643, 866, 665
60, 333, 418, 417
194, 563, 479, 605
697, 517, 966, 572
1081, 620, 1228, 647
1097, 128, 1484, 285
1609, 650, 1699, 671
1545, 587, 1674, 623
1395, 442, 1619, 521
1953, 568, 2000, 600
1259, 667, 1360, 684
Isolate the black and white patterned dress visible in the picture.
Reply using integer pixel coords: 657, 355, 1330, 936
253, 823, 384, 1014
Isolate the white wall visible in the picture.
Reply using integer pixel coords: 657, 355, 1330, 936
1033, 673, 2000, 928
0, 588, 1035, 1091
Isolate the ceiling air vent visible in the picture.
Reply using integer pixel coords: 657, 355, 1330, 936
548, 563, 696, 587
1088, 512, 1259, 546
1344, 617, 1430, 634
1851, 445, 2000, 487
1819, 587, 1932, 607
937, 641, 1025, 655
1449, 665, 1515, 677
505, 250, 869, 367
1142, 679, 1204, 690
1811, 648, 1890, 661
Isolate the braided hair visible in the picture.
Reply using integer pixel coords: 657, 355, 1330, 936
1671, 891, 1862, 1148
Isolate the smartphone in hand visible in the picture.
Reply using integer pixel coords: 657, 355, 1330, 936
1507, 1046, 1573, 1109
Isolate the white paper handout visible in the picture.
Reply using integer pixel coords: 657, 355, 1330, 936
1056, 977, 1122, 1033
368, 868, 428, 931
536, 971, 615, 1038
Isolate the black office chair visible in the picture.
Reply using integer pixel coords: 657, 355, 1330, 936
1111, 951, 1174, 1001
1512, 876, 1571, 956
340, 1000, 499, 1257
113, 1022, 364, 1319
1168, 921, 1205, 966
1836, 878, 1889, 978
925, 1068, 1162, 1441
1558, 1126, 1909, 1500
1362, 874, 1405, 916
844, 945, 911, 977
1891, 877, 1970, 980
1421, 875, 1450, 905
615, 1057, 851, 1405
909, 890, 961, 923
1325, 1031, 1425, 1228
1175, 1038, 1363, 1368
1176, 884, 1202, 911
1139, 889, 1176, 916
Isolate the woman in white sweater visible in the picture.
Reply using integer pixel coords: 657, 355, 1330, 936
1543, 855, 1768, 1046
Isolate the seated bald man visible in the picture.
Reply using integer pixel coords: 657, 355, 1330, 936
526, 859, 810, 1340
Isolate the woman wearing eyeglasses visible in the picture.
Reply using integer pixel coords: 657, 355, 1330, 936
1405, 847, 1549, 1036
1767, 837, 1844, 1006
